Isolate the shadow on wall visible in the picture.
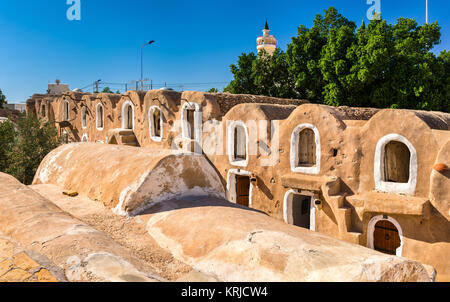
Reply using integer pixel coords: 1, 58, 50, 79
139, 195, 268, 217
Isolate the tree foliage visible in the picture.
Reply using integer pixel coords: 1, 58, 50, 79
0, 89, 6, 109
0, 114, 61, 185
102, 87, 113, 93
0, 120, 15, 172
226, 7, 450, 112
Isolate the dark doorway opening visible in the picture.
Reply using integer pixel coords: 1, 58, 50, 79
292, 194, 312, 229
236, 175, 250, 207
186, 109, 195, 139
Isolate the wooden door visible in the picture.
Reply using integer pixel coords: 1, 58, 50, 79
373, 220, 401, 255
236, 176, 250, 207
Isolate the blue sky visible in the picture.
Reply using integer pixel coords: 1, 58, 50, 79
0, 0, 448, 103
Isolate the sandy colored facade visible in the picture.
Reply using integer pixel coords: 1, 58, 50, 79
29, 145, 436, 282
26, 90, 450, 280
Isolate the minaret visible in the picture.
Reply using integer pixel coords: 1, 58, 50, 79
257, 21, 277, 55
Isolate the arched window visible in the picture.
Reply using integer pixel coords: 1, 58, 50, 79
149, 106, 163, 141
297, 128, 316, 167
290, 124, 321, 174
62, 100, 70, 121
383, 141, 410, 183
121, 101, 134, 130
81, 106, 87, 129
374, 134, 417, 195
234, 125, 247, 161
81, 134, 88, 143
228, 121, 248, 167
42, 105, 46, 118
181, 102, 201, 141
96, 103, 104, 130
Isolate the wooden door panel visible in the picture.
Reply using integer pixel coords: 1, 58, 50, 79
374, 220, 401, 255
236, 176, 250, 207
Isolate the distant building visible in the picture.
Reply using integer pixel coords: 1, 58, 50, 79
6, 103, 26, 113
256, 21, 278, 55
47, 80, 70, 95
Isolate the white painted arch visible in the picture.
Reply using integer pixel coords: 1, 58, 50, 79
62, 99, 70, 121
181, 102, 202, 142
149, 105, 163, 142
367, 215, 404, 257
96, 103, 104, 131
283, 189, 316, 231
81, 106, 87, 129
226, 169, 253, 208
81, 133, 88, 143
374, 133, 418, 195
227, 120, 249, 168
290, 123, 321, 175
121, 100, 135, 130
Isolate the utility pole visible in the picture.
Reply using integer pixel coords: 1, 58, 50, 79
426, 0, 429, 24
141, 40, 155, 91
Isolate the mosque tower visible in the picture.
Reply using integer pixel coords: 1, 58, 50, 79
256, 20, 278, 55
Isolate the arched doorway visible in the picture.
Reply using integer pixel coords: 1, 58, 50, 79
283, 189, 316, 231
368, 215, 403, 256
122, 101, 134, 130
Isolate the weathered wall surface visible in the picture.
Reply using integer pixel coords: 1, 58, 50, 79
0, 173, 161, 282
430, 139, 450, 220
210, 103, 297, 218
143, 197, 433, 282
32, 143, 226, 215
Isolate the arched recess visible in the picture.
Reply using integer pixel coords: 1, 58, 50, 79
227, 121, 249, 167
81, 106, 87, 129
96, 103, 104, 131
368, 215, 404, 257
149, 106, 163, 142
290, 123, 321, 175
283, 189, 316, 231
374, 134, 417, 195
181, 102, 202, 142
62, 100, 70, 121
121, 101, 135, 130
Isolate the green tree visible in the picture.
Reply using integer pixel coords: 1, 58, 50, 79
0, 89, 6, 109
226, 6, 449, 112
207, 88, 219, 93
286, 7, 356, 102
253, 49, 301, 98
6, 114, 61, 185
224, 52, 258, 95
102, 87, 113, 93
0, 120, 15, 172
